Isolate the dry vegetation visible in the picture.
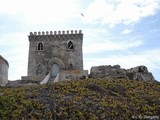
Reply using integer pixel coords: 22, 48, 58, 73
0, 79, 160, 119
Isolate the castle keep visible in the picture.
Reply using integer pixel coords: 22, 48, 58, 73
23, 30, 88, 82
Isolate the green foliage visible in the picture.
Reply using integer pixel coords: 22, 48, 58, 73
0, 79, 160, 119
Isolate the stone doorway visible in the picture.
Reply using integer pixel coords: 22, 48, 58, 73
51, 64, 60, 77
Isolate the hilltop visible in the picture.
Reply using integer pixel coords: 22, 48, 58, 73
0, 78, 160, 119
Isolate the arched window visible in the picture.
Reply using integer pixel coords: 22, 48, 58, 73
67, 41, 74, 49
37, 42, 43, 50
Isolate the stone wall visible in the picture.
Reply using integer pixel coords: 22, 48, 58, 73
89, 65, 156, 82
21, 76, 45, 81
59, 70, 88, 81
7, 80, 39, 87
0, 55, 9, 86
27, 30, 83, 77
13, 70, 88, 86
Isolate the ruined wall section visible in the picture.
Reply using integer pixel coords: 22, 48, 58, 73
0, 55, 9, 86
27, 30, 83, 77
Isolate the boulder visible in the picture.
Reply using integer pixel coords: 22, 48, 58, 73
126, 66, 155, 82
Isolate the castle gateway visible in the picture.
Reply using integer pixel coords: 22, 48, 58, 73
22, 30, 88, 82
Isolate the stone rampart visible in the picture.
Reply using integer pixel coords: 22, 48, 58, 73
59, 70, 88, 81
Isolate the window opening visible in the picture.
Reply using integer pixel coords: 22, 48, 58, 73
67, 41, 74, 49
38, 42, 43, 50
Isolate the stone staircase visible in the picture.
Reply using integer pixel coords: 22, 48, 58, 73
48, 77, 56, 83
40, 72, 60, 84
40, 72, 51, 84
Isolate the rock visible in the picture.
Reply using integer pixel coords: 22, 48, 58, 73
89, 65, 128, 79
126, 66, 155, 82
89, 65, 156, 82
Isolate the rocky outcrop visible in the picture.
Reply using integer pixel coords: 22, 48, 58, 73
89, 65, 127, 79
126, 66, 155, 82
89, 65, 156, 82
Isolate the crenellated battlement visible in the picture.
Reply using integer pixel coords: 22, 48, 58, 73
29, 30, 82, 36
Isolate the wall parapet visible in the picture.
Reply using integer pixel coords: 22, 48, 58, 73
29, 30, 82, 36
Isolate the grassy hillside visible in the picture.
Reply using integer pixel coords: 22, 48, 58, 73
0, 79, 160, 119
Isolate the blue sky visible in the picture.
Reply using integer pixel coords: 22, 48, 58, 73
0, 0, 160, 81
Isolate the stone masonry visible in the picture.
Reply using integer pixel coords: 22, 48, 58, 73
0, 55, 9, 86
22, 30, 88, 82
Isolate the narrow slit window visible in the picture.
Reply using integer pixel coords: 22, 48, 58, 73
67, 41, 74, 49
38, 42, 43, 50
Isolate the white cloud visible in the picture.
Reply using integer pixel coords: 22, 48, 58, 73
0, 0, 80, 24
83, 0, 160, 26
122, 29, 132, 34
84, 39, 143, 53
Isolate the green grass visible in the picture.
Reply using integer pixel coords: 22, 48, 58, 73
0, 79, 160, 119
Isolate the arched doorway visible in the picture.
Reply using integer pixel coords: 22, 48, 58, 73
51, 64, 60, 77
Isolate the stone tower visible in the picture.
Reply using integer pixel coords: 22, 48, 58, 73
0, 55, 9, 86
24, 30, 88, 82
